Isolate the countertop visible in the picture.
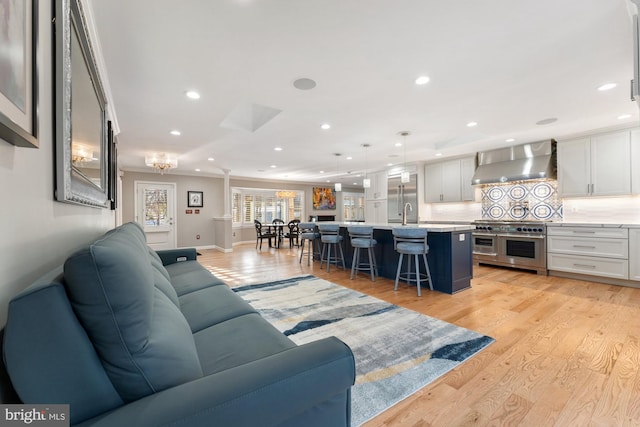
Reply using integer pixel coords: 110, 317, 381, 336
547, 222, 640, 228
339, 222, 474, 232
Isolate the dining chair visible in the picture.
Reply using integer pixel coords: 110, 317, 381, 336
285, 219, 301, 247
254, 220, 277, 250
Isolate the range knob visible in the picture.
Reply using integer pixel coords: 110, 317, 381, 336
516, 227, 522, 232
487, 226, 492, 231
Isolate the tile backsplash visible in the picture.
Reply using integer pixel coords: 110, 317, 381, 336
480, 180, 563, 221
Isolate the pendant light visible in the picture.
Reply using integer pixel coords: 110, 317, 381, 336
400, 131, 410, 183
334, 153, 342, 192
362, 143, 371, 188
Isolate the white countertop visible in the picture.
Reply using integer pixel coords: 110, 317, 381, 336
547, 222, 640, 228
339, 222, 474, 232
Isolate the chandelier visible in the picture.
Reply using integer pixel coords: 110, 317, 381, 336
275, 190, 297, 198
145, 153, 178, 174
71, 143, 97, 165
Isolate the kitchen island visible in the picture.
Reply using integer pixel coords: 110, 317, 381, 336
335, 223, 474, 294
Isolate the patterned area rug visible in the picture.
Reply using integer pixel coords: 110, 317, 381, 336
233, 275, 494, 426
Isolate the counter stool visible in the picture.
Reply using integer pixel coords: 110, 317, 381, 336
347, 226, 378, 281
298, 222, 320, 266
392, 227, 433, 296
318, 223, 345, 272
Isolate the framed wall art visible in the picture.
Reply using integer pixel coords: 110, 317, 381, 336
54, 0, 110, 208
188, 191, 203, 208
312, 187, 336, 210
0, 0, 39, 148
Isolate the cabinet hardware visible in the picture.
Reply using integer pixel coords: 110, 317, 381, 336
572, 230, 595, 233
573, 245, 596, 249
573, 263, 596, 269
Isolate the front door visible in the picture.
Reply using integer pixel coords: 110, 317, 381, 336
135, 181, 177, 250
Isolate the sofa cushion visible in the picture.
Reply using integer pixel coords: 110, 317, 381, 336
63, 224, 203, 402
165, 261, 227, 296
194, 313, 296, 375
179, 285, 257, 333
4, 280, 124, 424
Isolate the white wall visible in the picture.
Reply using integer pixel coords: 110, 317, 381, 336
0, 1, 114, 325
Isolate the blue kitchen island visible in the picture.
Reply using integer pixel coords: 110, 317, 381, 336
337, 223, 474, 294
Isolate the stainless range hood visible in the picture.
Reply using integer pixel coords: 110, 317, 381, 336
471, 140, 557, 185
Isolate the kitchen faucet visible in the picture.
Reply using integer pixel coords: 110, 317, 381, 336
402, 202, 412, 226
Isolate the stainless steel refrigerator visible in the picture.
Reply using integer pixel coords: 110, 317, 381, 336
387, 174, 418, 223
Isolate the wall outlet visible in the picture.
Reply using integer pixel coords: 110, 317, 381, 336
459, 234, 465, 242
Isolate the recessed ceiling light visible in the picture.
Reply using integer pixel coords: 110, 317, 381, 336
395, 142, 402, 147
293, 78, 317, 90
346, 156, 352, 160
319, 170, 325, 174
170, 130, 181, 136
321, 123, 331, 130
185, 90, 200, 99
274, 147, 283, 151
618, 114, 632, 120
270, 165, 277, 168
467, 121, 478, 127
387, 163, 393, 166
195, 169, 201, 172
415, 75, 430, 85
325, 179, 331, 183
207, 157, 215, 161
505, 138, 515, 143
597, 83, 617, 91
435, 153, 443, 157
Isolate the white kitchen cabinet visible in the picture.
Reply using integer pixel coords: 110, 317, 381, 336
630, 228, 640, 281
547, 225, 629, 280
365, 199, 387, 223
632, 129, 640, 195
424, 157, 475, 203
364, 171, 388, 201
558, 130, 631, 197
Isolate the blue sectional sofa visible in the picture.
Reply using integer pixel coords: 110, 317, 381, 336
2, 222, 355, 426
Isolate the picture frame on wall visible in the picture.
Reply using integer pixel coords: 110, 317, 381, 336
0, 0, 39, 148
188, 191, 203, 208
312, 187, 336, 210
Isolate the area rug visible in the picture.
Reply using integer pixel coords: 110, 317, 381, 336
233, 275, 494, 426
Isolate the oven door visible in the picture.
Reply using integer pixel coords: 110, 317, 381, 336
499, 234, 546, 270
472, 233, 497, 256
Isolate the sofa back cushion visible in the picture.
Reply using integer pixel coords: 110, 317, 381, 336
4, 279, 124, 424
63, 223, 203, 402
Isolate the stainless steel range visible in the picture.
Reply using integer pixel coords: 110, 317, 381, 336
472, 220, 548, 275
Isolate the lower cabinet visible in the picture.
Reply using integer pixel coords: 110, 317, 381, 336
547, 226, 629, 280
630, 228, 640, 281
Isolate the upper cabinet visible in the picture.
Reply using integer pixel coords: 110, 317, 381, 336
424, 157, 476, 203
364, 170, 388, 201
558, 130, 632, 197
633, 129, 640, 195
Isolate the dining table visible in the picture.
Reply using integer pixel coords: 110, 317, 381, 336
264, 223, 286, 248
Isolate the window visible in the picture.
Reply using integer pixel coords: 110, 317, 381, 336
233, 188, 304, 225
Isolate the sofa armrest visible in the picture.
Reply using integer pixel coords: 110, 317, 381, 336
156, 248, 198, 265
77, 336, 355, 427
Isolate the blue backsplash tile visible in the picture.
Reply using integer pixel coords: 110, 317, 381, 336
480, 180, 563, 221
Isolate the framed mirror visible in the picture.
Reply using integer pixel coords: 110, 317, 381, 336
54, 0, 109, 208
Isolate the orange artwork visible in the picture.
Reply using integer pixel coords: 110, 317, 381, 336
313, 187, 336, 210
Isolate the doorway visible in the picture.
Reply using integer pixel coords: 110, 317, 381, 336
135, 181, 177, 250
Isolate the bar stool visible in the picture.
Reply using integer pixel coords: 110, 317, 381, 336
298, 222, 320, 266
347, 226, 378, 281
318, 223, 345, 272
392, 227, 433, 296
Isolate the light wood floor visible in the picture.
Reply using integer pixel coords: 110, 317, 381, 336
197, 243, 640, 427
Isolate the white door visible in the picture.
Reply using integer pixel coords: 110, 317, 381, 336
135, 181, 177, 250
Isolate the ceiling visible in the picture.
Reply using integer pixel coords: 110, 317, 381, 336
89, 0, 639, 186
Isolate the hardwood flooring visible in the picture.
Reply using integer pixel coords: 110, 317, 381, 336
197, 244, 640, 426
